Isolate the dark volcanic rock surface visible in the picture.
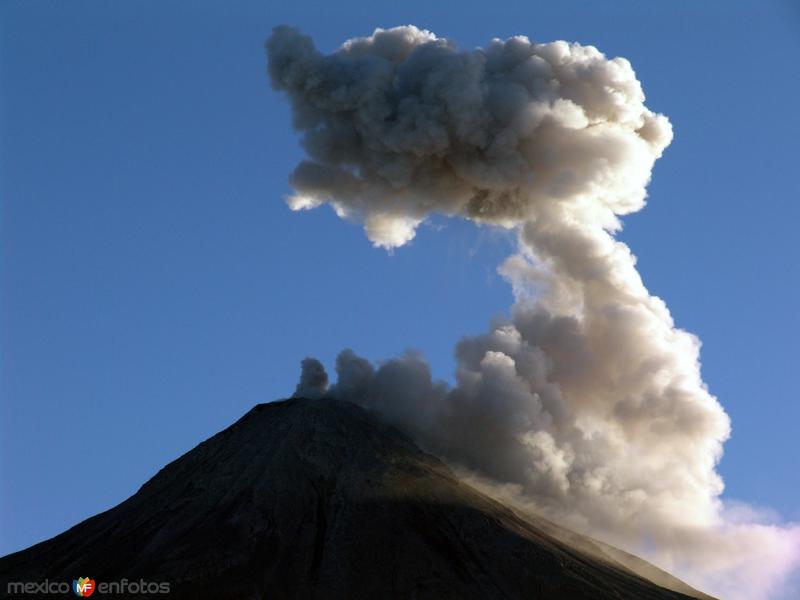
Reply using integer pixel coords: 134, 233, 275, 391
0, 398, 712, 599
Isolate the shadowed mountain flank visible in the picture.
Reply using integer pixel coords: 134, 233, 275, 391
0, 398, 713, 599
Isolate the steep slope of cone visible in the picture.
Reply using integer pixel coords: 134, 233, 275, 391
0, 398, 713, 599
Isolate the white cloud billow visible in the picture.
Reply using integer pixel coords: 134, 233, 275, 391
269, 25, 800, 599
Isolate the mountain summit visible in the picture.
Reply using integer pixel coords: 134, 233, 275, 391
0, 398, 713, 599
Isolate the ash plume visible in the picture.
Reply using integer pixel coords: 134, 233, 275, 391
269, 25, 800, 599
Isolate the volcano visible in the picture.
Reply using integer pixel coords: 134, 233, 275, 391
0, 398, 714, 599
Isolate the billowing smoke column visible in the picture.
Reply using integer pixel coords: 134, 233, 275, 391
270, 26, 799, 599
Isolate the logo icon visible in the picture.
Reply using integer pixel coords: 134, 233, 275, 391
72, 577, 95, 597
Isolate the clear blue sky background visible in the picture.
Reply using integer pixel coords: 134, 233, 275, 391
2, 0, 798, 559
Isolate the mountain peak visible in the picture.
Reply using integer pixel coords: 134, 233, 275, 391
1, 398, 712, 599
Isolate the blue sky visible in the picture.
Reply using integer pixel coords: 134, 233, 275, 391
1, 0, 799, 560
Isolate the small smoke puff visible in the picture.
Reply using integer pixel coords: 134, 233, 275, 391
286, 194, 322, 211
293, 357, 328, 399
267, 25, 673, 248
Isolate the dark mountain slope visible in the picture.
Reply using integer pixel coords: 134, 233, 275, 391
0, 398, 713, 599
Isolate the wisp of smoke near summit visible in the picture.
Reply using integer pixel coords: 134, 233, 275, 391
267, 25, 800, 600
